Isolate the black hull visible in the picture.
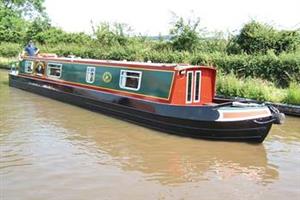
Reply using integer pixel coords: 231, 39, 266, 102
9, 74, 274, 143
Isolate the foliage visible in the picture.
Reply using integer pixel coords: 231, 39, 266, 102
283, 82, 300, 105
191, 52, 300, 87
234, 21, 300, 54
0, 42, 22, 57
0, 56, 18, 69
1, 0, 46, 18
25, 17, 51, 43
0, 0, 47, 43
2, 40, 299, 87
33, 27, 93, 45
169, 16, 202, 51
226, 35, 242, 54
0, 7, 27, 42
92, 22, 131, 47
196, 37, 228, 53
275, 30, 300, 53
216, 72, 286, 103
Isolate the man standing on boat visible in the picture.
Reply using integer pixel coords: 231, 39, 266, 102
23, 40, 39, 56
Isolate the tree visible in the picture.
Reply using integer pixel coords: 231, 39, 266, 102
0, 7, 27, 42
0, 0, 47, 43
1, 0, 46, 19
169, 15, 202, 51
275, 30, 300, 53
236, 21, 277, 54
25, 17, 51, 43
235, 21, 300, 54
91, 22, 131, 47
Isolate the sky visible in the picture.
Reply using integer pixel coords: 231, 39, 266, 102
45, 0, 300, 36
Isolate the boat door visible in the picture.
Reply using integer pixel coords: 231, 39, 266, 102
186, 70, 201, 104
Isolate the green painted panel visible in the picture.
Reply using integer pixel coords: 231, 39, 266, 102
18, 60, 174, 99
19, 60, 33, 74
61, 63, 174, 99
19, 60, 25, 73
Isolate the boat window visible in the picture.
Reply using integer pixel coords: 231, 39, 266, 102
186, 71, 193, 103
24, 61, 34, 73
194, 71, 201, 102
119, 70, 142, 91
47, 63, 62, 78
86, 66, 96, 83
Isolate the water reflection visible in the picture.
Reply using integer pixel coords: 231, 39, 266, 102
0, 85, 280, 186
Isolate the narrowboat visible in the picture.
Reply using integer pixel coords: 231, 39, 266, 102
8, 54, 285, 143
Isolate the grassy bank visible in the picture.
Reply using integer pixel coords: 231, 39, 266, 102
0, 68, 9, 86
284, 82, 300, 105
0, 57, 18, 69
217, 72, 300, 105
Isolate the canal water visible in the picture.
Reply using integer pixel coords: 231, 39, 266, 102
0, 70, 299, 200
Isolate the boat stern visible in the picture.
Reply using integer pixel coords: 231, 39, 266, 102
216, 102, 285, 124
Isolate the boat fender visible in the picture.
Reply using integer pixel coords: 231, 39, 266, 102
273, 112, 285, 125
268, 105, 285, 124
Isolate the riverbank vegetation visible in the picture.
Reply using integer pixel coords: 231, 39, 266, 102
1, 0, 300, 104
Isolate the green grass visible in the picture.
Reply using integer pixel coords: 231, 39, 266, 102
284, 82, 300, 105
0, 57, 18, 69
0, 69, 9, 86
217, 72, 287, 103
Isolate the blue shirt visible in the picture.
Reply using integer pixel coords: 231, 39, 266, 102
25, 44, 38, 56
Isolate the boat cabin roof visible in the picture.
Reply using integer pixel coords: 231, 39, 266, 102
24, 55, 216, 72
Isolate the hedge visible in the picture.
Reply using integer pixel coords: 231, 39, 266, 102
1, 42, 299, 87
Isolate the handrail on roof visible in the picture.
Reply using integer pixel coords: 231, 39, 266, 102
22, 54, 215, 70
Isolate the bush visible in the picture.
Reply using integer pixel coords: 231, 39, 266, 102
2, 40, 300, 87
234, 21, 300, 55
92, 23, 130, 47
284, 82, 300, 105
217, 72, 286, 102
0, 57, 18, 69
169, 17, 201, 51
191, 52, 300, 87
0, 42, 22, 57
34, 27, 93, 45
